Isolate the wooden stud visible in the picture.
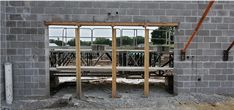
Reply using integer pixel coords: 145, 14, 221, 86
112, 27, 117, 98
75, 27, 82, 98
144, 28, 149, 97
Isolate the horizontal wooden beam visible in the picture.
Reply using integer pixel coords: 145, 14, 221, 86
50, 66, 174, 72
44, 21, 178, 27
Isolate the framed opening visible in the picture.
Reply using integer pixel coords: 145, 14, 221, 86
46, 21, 177, 98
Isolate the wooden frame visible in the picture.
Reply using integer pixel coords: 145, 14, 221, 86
112, 27, 117, 98
75, 27, 82, 98
144, 28, 149, 96
45, 21, 178, 27
46, 21, 178, 98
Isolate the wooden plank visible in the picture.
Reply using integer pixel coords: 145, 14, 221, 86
112, 27, 117, 98
144, 28, 149, 97
45, 21, 178, 27
50, 66, 174, 72
75, 27, 82, 98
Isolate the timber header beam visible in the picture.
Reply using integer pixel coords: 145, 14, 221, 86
44, 21, 178, 27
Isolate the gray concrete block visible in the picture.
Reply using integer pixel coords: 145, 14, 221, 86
211, 17, 222, 23
133, 16, 146, 22
160, 3, 171, 9
119, 2, 132, 8
204, 75, 215, 80
140, 9, 153, 15
119, 16, 132, 22
230, 11, 234, 16
216, 11, 229, 16
86, 9, 99, 14
6, 34, 16, 41
210, 43, 221, 49
9, 14, 23, 20
79, 2, 93, 8
159, 16, 172, 22
147, 3, 159, 9
203, 50, 216, 56
217, 24, 229, 29
222, 69, 234, 74
171, 3, 186, 9
6, 7, 16, 13
210, 30, 222, 36
210, 69, 222, 74
106, 2, 119, 8
126, 9, 139, 15
209, 82, 220, 87
6, 21, 16, 27
204, 37, 216, 42
9, 1, 25, 6
216, 75, 227, 80
7, 49, 16, 55
17, 21, 30, 27
216, 63, 227, 68
31, 8, 44, 14
221, 82, 232, 87
228, 75, 234, 80
224, 18, 234, 23
197, 81, 209, 88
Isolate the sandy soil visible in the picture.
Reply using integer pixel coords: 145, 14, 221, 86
2, 78, 234, 110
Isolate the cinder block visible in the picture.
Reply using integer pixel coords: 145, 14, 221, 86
6, 34, 16, 41
217, 11, 229, 16
147, 3, 159, 9
6, 7, 16, 13
210, 69, 222, 74
140, 9, 153, 15
221, 82, 232, 87
119, 2, 132, 8
79, 2, 93, 8
204, 75, 215, 80
86, 9, 100, 14
228, 75, 234, 80
210, 43, 221, 49
216, 63, 227, 68
217, 24, 229, 29
119, 16, 132, 22
211, 17, 222, 23
126, 9, 139, 15
216, 75, 227, 80
106, 2, 119, 8
160, 3, 171, 9
9, 14, 23, 20
133, 16, 146, 22
209, 81, 220, 87
197, 81, 209, 87
9, 1, 25, 6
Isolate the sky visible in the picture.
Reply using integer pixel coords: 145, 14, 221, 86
49, 26, 157, 42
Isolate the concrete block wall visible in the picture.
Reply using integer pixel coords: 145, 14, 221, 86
1, 1, 6, 102
1, 1, 234, 98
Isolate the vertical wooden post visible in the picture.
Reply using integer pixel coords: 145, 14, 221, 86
75, 26, 82, 98
144, 27, 149, 97
112, 27, 117, 98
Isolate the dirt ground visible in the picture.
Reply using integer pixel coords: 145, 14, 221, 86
2, 78, 234, 110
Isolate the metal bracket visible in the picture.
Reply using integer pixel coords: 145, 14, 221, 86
180, 50, 186, 61
223, 50, 229, 61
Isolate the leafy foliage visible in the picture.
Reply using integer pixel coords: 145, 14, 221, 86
151, 27, 174, 45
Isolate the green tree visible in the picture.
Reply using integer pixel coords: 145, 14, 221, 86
134, 36, 144, 45
94, 37, 112, 45
151, 27, 174, 45
49, 39, 65, 46
67, 38, 91, 46
116, 36, 133, 46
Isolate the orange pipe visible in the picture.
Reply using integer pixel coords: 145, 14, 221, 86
227, 41, 234, 51
182, 0, 215, 52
